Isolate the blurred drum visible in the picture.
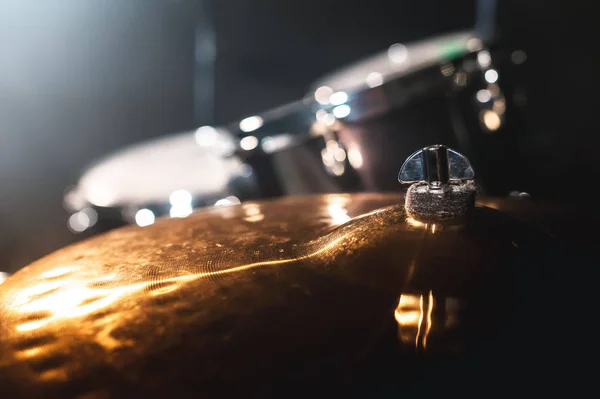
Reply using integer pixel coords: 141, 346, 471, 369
65, 30, 520, 235
63, 130, 260, 235
232, 31, 519, 196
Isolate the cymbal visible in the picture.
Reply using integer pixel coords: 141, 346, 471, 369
0, 193, 568, 396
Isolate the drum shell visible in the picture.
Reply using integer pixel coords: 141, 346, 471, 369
241, 53, 519, 197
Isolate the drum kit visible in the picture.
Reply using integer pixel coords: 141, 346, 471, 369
0, 26, 586, 396
62, 30, 523, 237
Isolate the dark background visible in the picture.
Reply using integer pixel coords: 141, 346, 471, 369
1, 0, 598, 273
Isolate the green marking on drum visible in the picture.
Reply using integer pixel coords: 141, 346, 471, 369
440, 40, 466, 61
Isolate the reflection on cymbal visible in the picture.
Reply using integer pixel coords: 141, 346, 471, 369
405, 216, 465, 233
395, 292, 464, 353
396, 292, 434, 350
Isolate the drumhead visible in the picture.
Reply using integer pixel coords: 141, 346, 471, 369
70, 129, 246, 209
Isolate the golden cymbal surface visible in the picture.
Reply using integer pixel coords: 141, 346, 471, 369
0, 194, 567, 397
